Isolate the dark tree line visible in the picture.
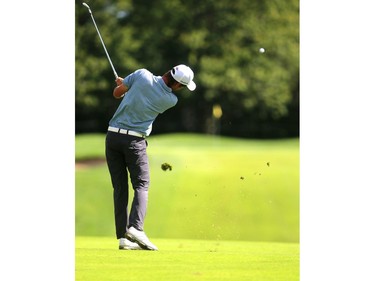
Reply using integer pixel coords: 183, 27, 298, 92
76, 0, 299, 138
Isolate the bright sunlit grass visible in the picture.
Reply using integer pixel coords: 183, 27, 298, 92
76, 236, 299, 281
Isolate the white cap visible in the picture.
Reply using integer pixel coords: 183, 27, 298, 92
171, 64, 196, 91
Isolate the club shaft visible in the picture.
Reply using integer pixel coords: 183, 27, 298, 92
84, 3, 118, 78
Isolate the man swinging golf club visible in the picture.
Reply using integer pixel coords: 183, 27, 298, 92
106, 65, 196, 250
82, 2, 196, 250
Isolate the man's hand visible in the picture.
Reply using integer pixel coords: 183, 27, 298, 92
115, 77, 124, 86
113, 77, 129, 99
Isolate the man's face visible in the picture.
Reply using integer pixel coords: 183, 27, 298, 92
171, 83, 186, 91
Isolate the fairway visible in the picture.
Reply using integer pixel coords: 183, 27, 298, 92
76, 133, 299, 280
76, 236, 299, 281
76, 133, 299, 242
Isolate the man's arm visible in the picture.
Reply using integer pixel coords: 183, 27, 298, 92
113, 77, 129, 99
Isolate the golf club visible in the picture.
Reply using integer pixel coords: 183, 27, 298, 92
82, 2, 118, 78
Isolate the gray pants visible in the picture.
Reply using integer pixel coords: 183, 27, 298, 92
105, 131, 150, 239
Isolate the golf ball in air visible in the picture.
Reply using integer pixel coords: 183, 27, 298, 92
259, 48, 265, 53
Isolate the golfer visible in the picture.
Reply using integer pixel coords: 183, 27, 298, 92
105, 64, 196, 250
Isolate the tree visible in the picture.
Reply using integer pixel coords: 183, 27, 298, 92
75, 0, 299, 138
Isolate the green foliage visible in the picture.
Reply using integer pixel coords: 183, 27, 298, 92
76, 134, 299, 242
76, 237, 299, 281
75, 0, 299, 137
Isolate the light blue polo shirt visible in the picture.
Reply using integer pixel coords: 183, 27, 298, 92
109, 69, 178, 136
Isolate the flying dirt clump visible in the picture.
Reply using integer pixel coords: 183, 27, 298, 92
161, 163, 172, 171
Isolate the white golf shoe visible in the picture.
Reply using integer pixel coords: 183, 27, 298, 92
119, 238, 142, 250
125, 226, 158, 251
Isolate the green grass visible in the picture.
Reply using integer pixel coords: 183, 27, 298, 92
76, 236, 299, 281
76, 133, 299, 242
75, 133, 107, 160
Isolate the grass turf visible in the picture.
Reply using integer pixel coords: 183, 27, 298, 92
76, 133, 299, 242
75, 236, 299, 281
